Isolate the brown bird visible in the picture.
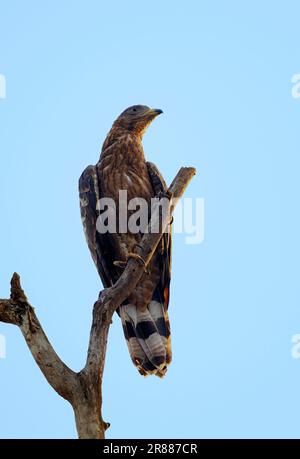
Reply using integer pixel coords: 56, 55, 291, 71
79, 105, 172, 377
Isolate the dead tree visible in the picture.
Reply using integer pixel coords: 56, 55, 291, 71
0, 167, 195, 439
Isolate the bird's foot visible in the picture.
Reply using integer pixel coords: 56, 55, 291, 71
113, 260, 127, 269
127, 252, 146, 265
132, 245, 150, 275
113, 252, 149, 274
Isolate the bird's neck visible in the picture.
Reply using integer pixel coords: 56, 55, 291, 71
100, 124, 145, 163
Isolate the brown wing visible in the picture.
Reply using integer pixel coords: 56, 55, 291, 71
146, 161, 172, 309
79, 165, 119, 288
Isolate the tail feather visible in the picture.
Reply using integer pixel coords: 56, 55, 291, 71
148, 300, 172, 365
120, 300, 172, 377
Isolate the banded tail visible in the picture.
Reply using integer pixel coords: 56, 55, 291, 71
120, 300, 172, 377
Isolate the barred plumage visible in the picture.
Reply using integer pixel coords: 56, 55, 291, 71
120, 300, 171, 377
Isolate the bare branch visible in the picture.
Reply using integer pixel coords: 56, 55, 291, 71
0, 273, 78, 402
79, 167, 196, 437
0, 166, 196, 439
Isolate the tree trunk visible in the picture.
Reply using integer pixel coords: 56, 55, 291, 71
74, 403, 106, 439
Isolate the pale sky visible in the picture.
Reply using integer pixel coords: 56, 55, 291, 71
1, 0, 300, 438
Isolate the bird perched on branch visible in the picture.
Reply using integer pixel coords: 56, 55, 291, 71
79, 105, 172, 377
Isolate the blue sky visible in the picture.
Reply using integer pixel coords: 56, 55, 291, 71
1, 0, 300, 439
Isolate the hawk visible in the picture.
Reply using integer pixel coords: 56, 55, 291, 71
79, 105, 172, 377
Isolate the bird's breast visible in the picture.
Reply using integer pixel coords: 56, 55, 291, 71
98, 140, 154, 201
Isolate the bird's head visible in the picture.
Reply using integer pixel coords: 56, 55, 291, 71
115, 105, 163, 137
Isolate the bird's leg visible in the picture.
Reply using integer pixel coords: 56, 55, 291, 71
127, 252, 150, 275
113, 247, 150, 274
132, 244, 150, 275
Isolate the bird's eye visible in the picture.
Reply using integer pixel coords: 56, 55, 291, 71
132, 108, 137, 112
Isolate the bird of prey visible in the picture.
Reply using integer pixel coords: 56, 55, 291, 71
79, 105, 172, 377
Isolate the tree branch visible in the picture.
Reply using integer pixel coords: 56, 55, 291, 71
0, 273, 78, 402
78, 166, 196, 437
0, 166, 196, 439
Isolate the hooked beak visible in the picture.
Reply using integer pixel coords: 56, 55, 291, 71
148, 108, 163, 117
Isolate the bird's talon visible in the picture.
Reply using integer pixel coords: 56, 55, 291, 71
127, 252, 146, 265
128, 252, 151, 274
113, 260, 127, 269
